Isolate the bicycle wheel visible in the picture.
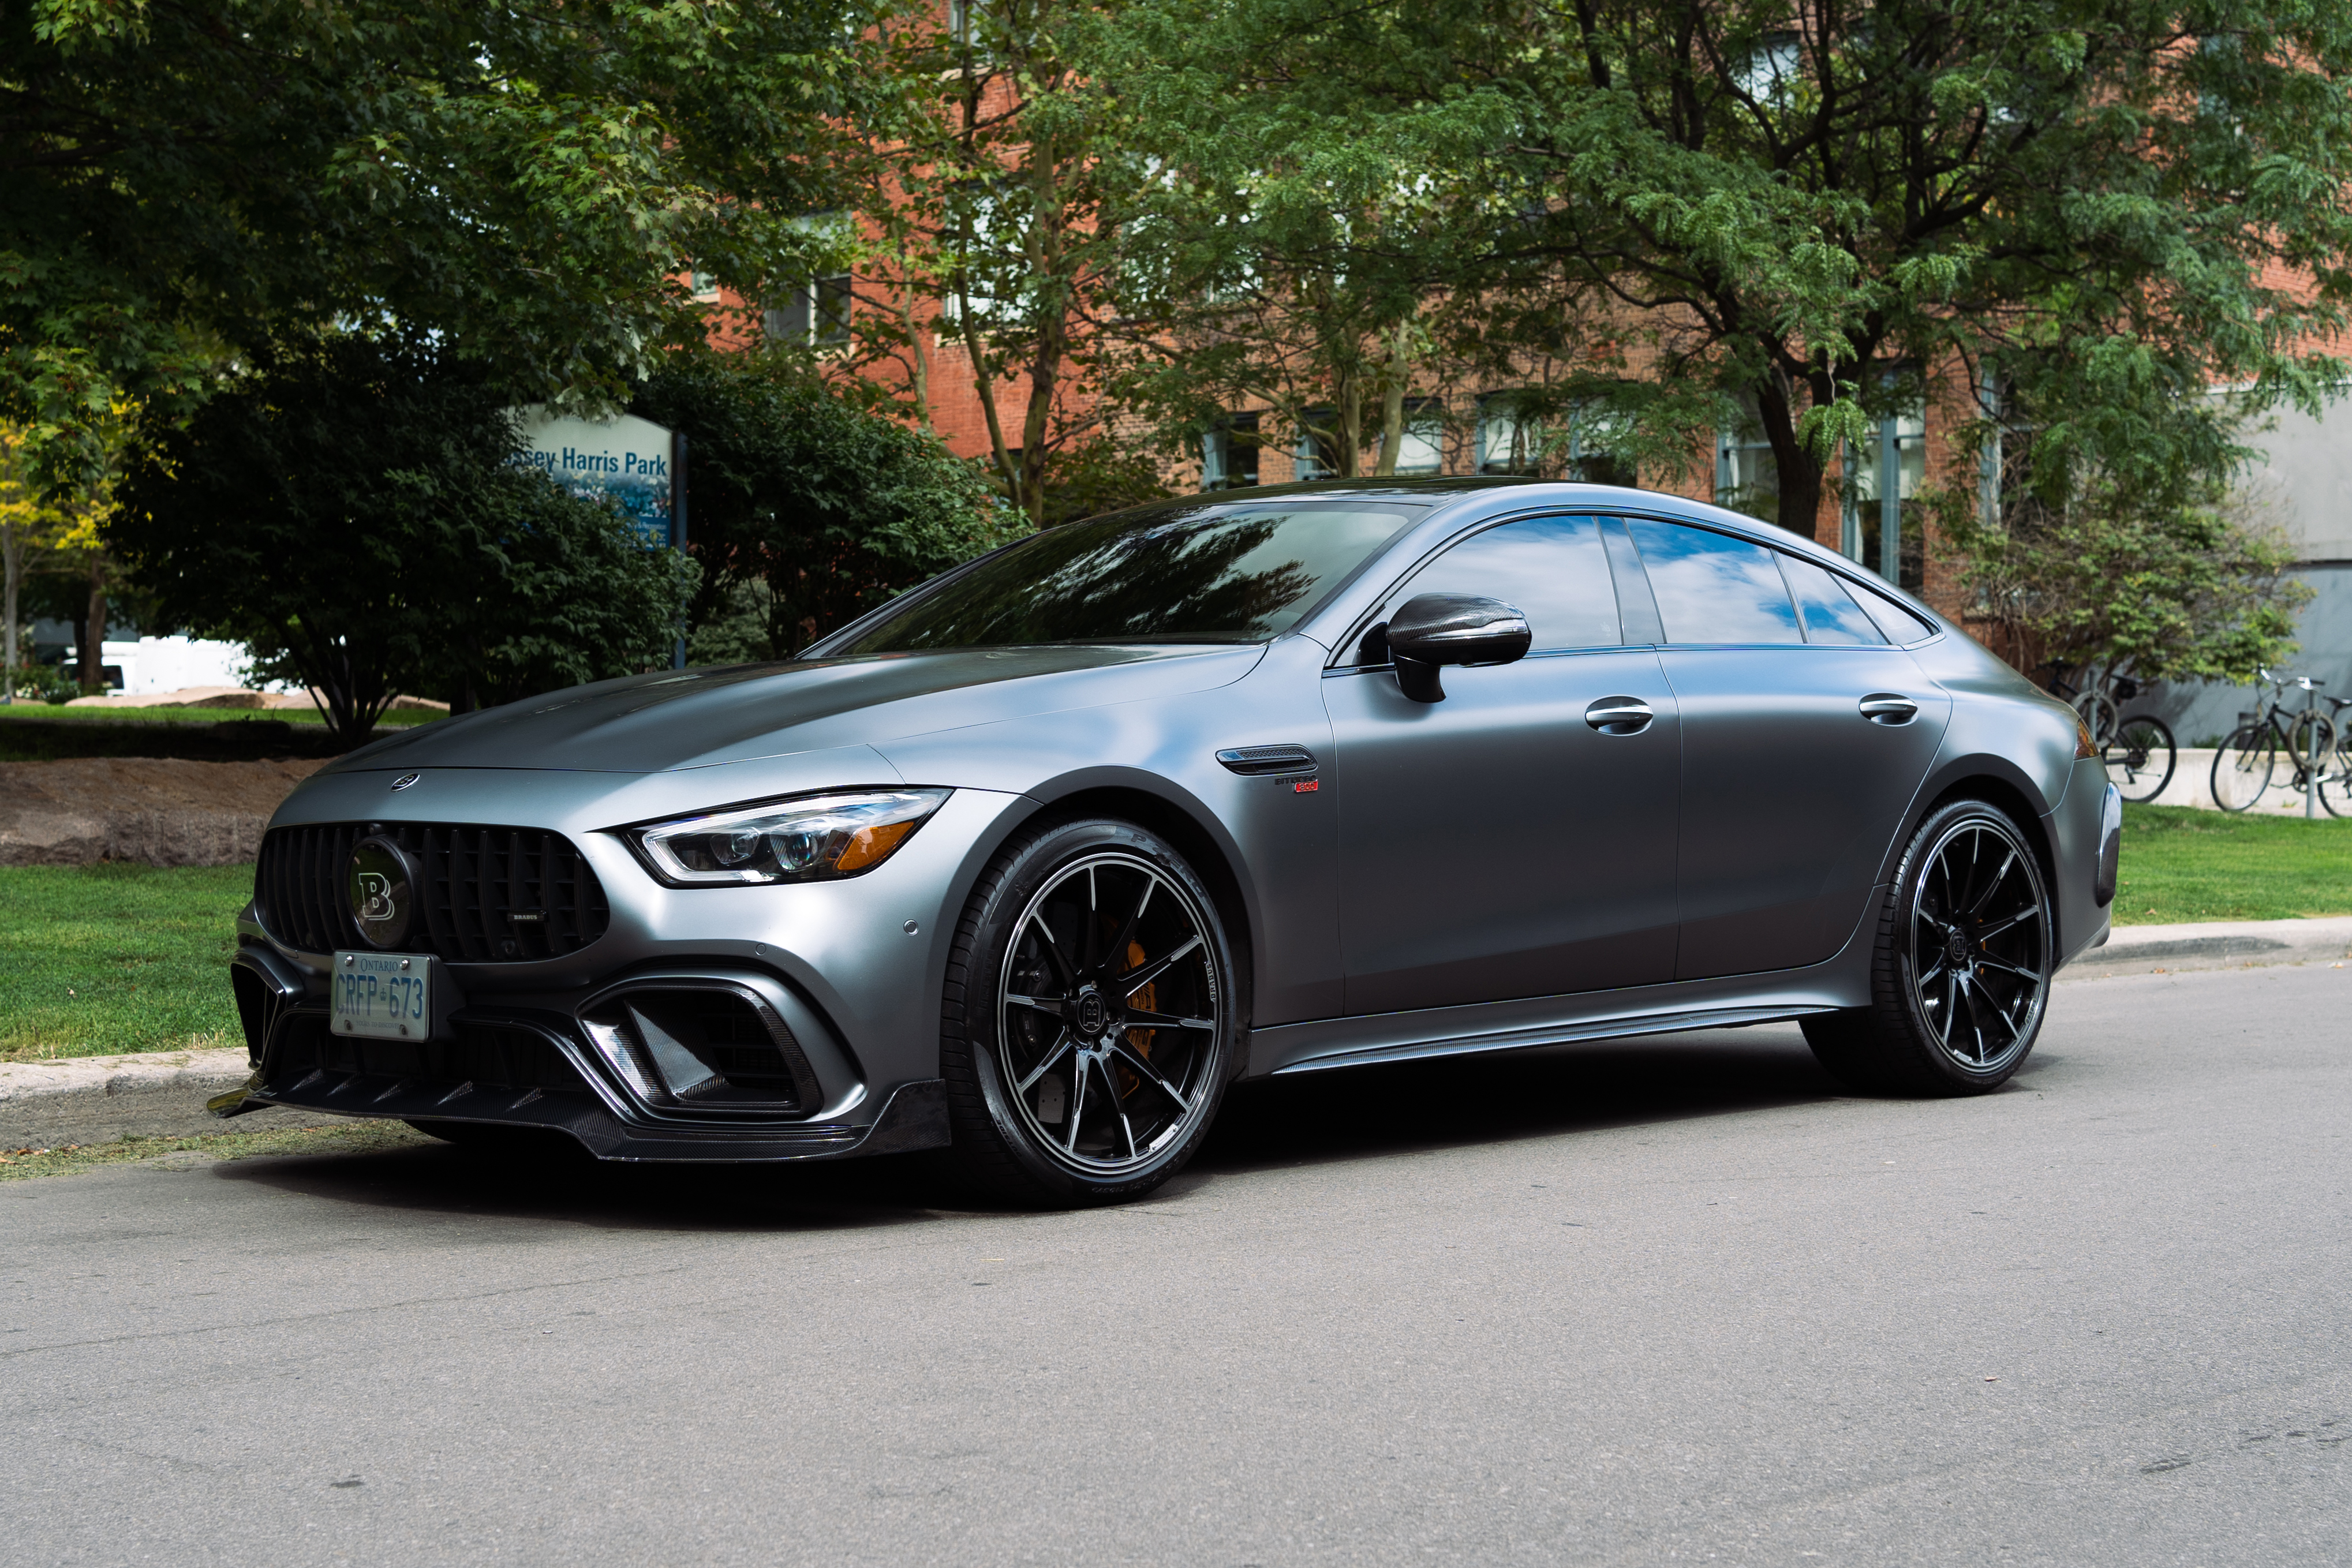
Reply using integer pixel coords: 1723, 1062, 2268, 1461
2104, 715, 2175, 803
2320, 754, 2352, 818
2210, 727, 2277, 813
2071, 689, 2121, 749
2287, 709, 2336, 772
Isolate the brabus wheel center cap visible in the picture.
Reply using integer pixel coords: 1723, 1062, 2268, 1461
1946, 929, 1969, 966
1074, 989, 1108, 1036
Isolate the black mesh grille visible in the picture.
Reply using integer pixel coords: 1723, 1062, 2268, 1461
256, 822, 609, 962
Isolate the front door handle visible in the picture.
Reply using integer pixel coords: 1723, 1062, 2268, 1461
1586, 696, 1654, 735
1859, 694, 1919, 725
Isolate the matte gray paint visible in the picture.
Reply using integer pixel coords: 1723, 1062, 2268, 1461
238, 478, 2105, 1158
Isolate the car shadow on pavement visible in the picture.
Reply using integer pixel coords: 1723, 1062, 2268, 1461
1189, 1024, 1841, 1178
211, 1025, 1861, 1230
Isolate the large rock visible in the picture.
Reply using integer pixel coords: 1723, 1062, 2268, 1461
0, 756, 324, 866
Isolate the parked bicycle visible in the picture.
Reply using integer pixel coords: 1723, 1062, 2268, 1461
2310, 691, 2352, 818
2039, 661, 2177, 804
2210, 669, 2337, 813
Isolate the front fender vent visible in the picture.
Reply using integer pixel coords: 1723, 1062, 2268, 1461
256, 822, 609, 963
1216, 744, 1318, 777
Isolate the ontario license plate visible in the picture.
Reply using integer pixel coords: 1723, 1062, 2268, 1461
332, 951, 432, 1039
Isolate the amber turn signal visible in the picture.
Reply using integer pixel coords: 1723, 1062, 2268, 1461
2076, 717, 2097, 759
835, 819, 917, 871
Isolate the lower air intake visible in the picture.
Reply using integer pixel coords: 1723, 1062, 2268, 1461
580, 983, 822, 1114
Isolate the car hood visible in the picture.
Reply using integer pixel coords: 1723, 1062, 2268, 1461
322, 643, 1267, 776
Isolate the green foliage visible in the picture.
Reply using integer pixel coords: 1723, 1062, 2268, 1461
1939, 473, 2312, 684
633, 352, 1020, 656
850, 0, 1132, 521
1035, 436, 1173, 527
1087, 1, 2352, 528
107, 335, 691, 743
3, 0, 873, 496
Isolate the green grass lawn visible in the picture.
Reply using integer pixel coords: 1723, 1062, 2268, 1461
0, 702, 440, 728
0, 863, 253, 1061
2113, 803, 2352, 924
2, 804, 2343, 1064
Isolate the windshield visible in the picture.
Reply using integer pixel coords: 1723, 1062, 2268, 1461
825, 500, 1426, 654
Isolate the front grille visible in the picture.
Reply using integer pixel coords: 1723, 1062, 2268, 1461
256, 821, 609, 962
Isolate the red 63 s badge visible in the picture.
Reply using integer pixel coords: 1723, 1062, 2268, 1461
1292, 779, 1319, 794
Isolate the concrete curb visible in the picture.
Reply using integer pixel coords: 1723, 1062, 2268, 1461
2060, 915, 2352, 982
0, 1047, 264, 1147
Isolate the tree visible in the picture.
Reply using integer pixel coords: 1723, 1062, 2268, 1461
1086, 1, 2352, 535
632, 351, 1020, 657
847, 0, 1131, 522
1939, 461, 2312, 684
4, 0, 870, 497
1497, 0, 2352, 533
109, 335, 693, 743
1086, 2, 1509, 480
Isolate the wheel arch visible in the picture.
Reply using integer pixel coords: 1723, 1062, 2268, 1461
1904, 768, 2062, 930
990, 780, 1260, 1032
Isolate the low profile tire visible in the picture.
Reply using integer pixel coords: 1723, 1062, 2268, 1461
1803, 799, 2055, 1097
940, 817, 1242, 1207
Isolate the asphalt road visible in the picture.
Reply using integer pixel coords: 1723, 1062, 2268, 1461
5, 963, 2347, 1567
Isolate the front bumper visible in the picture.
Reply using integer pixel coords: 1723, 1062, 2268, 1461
220, 774, 1030, 1160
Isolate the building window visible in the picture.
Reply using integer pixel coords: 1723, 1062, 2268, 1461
1296, 409, 1343, 480
765, 275, 852, 347
1845, 405, 1927, 590
1478, 394, 1542, 475
1565, 402, 1633, 486
1715, 401, 1779, 526
1202, 414, 1261, 489
1381, 399, 1444, 476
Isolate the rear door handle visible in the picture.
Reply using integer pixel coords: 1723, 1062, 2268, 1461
1859, 694, 1919, 725
1586, 696, 1653, 735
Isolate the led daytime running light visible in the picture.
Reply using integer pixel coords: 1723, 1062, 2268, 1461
634, 789, 951, 885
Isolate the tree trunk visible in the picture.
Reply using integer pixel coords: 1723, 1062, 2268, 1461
1018, 130, 1067, 525
1756, 372, 1823, 541
81, 568, 109, 694
1336, 364, 1363, 479
2, 522, 18, 703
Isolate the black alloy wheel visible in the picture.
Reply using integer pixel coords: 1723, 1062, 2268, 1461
1803, 800, 2054, 1096
941, 818, 1239, 1206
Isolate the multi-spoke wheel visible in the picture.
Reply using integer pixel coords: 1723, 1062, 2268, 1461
2103, 714, 2175, 804
941, 818, 1239, 1205
1802, 799, 2054, 1096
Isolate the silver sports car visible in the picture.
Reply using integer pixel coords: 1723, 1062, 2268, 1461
217, 480, 2120, 1204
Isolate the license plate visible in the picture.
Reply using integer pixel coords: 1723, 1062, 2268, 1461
332, 951, 433, 1039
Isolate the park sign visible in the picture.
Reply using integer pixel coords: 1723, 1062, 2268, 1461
510, 406, 686, 551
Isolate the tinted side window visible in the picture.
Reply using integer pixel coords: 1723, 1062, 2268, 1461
1779, 556, 1887, 646
1624, 519, 1803, 645
1388, 514, 1622, 653
1848, 581, 1938, 645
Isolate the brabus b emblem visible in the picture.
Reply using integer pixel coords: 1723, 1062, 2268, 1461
391, 773, 421, 792
354, 871, 398, 924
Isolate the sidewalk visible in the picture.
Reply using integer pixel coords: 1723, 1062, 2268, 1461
7, 915, 2346, 1150
2059, 914, 2352, 982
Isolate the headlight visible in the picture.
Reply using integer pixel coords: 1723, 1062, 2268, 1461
630, 789, 951, 886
